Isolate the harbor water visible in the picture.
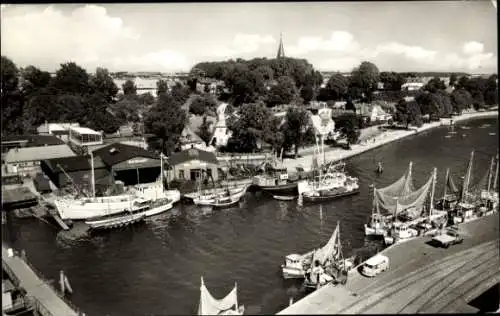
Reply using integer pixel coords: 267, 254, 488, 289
2, 117, 498, 316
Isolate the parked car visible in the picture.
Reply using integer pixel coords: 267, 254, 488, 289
360, 254, 390, 277
431, 229, 464, 248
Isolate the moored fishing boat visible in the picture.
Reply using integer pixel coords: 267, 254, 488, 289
197, 277, 244, 316
303, 221, 354, 290
194, 185, 248, 208
364, 162, 415, 237
252, 154, 299, 195
302, 177, 359, 203
281, 221, 354, 282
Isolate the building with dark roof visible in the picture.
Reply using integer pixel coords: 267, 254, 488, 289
1, 135, 65, 153
92, 143, 163, 186
168, 148, 219, 182
40, 155, 110, 190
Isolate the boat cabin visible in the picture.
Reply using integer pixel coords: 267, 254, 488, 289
284, 254, 303, 269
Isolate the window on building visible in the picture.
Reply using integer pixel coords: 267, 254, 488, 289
179, 170, 184, 179
206, 168, 212, 179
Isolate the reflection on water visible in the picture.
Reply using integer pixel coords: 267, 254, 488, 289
1, 117, 497, 316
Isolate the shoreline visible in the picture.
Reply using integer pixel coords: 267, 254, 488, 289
284, 110, 498, 172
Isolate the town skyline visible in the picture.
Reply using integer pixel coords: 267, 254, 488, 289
1, 2, 497, 74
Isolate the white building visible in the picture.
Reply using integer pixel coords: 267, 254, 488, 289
210, 103, 232, 148
401, 82, 424, 91
37, 122, 80, 142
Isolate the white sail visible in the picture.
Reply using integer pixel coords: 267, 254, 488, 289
312, 221, 340, 266
376, 170, 434, 216
198, 277, 241, 316
376, 162, 415, 200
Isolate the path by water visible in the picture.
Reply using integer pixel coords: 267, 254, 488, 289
2, 117, 498, 316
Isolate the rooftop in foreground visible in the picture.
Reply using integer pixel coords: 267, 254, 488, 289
279, 212, 499, 315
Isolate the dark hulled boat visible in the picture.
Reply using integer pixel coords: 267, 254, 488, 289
302, 186, 360, 203
253, 157, 299, 195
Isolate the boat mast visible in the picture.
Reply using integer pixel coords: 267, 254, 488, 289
429, 168, 437, 218
487, 156, 494, 194
461, 151, 474, 203
90, 151, 95, 198
494, 154, 499, 191
442, 168, 449, 202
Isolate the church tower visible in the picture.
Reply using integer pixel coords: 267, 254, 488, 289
276, 33, 285, 59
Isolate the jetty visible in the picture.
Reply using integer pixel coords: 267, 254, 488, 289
279, 212, 499, 314
2, 245, 80, 316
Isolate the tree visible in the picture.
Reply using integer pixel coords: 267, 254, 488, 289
189, 95, 218, 116
451, 89, 472, 114
345, 99, 356, 112
380, 72, 406, 91
20, 65, 51, 97
424, 77, 446, 93
335, 113, 360, 144
89, 67, 118, 103
1, 56, 24, 134
449, 73, 458, 87
266, 75, 298, 107
324, 73, 349, 101
187, 77, 198, 91
282, 107, 310, 157
198, 115, 213, 146
122, 79, 137, 96
349, 61, 380, 102
171, 82, 191, 104
156, 79, 169, 96
144, 93, 187, 155
395, 99, 410, 127
138, 92, 155, 106
227, 102, 277, 152
484, 75, 498, 106
53, 62, 90, 95
300, 84, 315, 104
254, 65, 274, 81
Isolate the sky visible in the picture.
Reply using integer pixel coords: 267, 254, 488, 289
1, 2, 497, 74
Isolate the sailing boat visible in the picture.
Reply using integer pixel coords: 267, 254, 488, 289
197, 277, 245, 315
303, 221, 353, 290
436, 168, 460, 211
452, 151, 477, 224
281, 221, 354, 280
364, 161, 415, 237
58, 152, 181, 221
383, 168, 441, 245
193, 171, 248, 208
478, 154, 499, 213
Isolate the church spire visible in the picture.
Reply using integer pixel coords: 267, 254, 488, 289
276, 32, 285, 59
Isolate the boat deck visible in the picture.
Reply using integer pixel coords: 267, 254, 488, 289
279, 212, 499, 314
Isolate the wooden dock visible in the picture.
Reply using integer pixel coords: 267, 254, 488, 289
2, 245, 80, 316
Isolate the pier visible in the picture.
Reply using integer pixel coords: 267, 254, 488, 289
2, 245, 80, 316
279, 212, 499, 314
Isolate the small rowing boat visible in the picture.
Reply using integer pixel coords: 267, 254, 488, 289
273, 195, 296, 201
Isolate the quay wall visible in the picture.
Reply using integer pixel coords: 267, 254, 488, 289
282, 110, 498, 172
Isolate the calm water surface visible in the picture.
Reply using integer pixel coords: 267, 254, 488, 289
3, 117, 498, 316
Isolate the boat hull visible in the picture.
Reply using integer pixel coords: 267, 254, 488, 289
364, 224, 388, 237
273, 195, 296, 201
194, 186, 247, 208
259, 182, 299, 195
303, 188, 360, 203
86, 213, 145, 230
281, 265, 306, 279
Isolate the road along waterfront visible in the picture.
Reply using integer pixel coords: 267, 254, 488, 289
1, 116, 498, 315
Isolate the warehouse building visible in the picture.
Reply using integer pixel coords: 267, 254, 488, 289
168, 148, 219, 182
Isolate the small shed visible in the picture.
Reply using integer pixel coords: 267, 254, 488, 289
1, 187, 38, 211
33, 173, 52, 193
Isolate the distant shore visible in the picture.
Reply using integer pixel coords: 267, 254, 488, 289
284, 109, 498, 172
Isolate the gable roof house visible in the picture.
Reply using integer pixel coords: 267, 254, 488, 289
168, 148, 220, 182
92, 143, 163, 185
